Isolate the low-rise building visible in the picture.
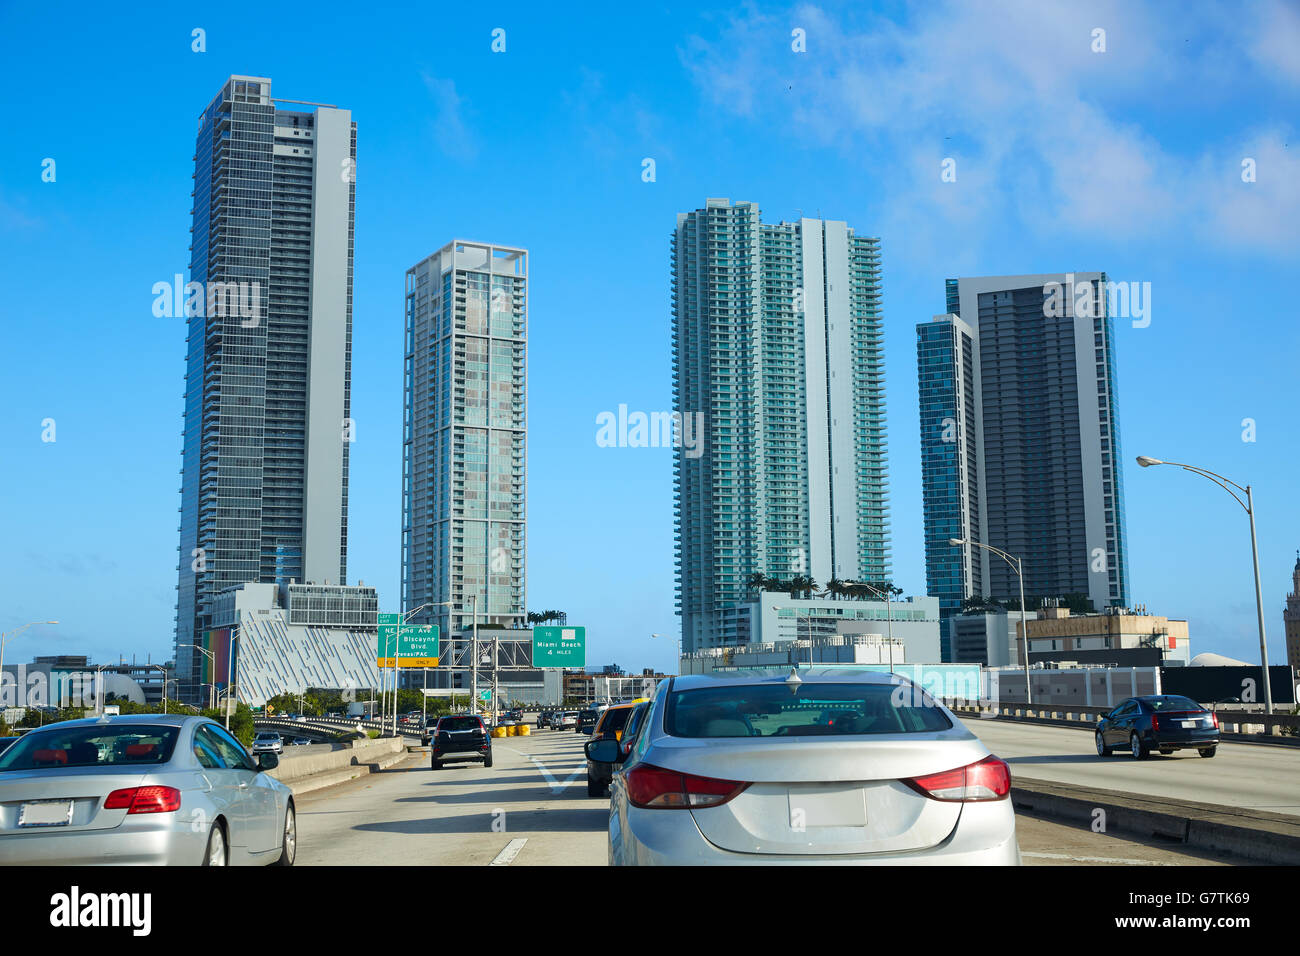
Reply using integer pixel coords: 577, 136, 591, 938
1021, 604, 1190, 667
211, 582, 380, 707
719, 591, 941, 663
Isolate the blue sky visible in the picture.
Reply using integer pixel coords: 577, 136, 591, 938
1, 1, 1297, 677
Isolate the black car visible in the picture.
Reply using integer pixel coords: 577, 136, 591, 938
1096, 695, 1219, 759
576, 708, 602, 734
584, 703, 648, 797
430, 715, 493, 769
537, 710, 553, 729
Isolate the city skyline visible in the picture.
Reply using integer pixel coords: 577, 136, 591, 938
2, 3, 1297, 678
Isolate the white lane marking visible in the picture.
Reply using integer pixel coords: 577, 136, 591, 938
495, 744, 587, 793
1021, 851, 1180, 866
490, 838, 528, 866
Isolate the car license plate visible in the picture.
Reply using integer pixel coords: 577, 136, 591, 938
18, 800, 74, 827
789, 786, 868, 828
1181, 720, 1198, 728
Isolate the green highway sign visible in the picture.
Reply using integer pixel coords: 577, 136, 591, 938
377, 613, 440, 667
532, 626, 586, 668
479, 690, 492, 701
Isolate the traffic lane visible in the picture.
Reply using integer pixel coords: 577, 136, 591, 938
1015, 812, 1242, 865
296, 726, 1252, 866
959, 716, 1300, 815
294, 730, 607, 866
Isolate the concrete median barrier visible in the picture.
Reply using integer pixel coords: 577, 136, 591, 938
268, 736, 411, 795
1012, 776, 1300, 865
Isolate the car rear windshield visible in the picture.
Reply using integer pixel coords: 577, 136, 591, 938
0, 725, 181, 770
665, 683, 953, 738
1147, 696, 1204, 711
579, 710, 598, 720
596, 707, 636, 736
438, 717, 483, 731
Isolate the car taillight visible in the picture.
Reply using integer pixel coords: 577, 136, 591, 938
1211, 711, 1219, 729
905, 755, 1011, 802
1151, 715, 1159, 732
104, 786, 182, 814
625, 763, 749, 809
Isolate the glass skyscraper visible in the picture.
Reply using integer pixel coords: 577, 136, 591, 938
918, 274, 1131, 658
673, 199, 888, 652
174, 76, 356, 701
403, 241, 527, 637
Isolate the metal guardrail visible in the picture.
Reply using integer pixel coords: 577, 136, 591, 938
941, 698, 1300, 737
253, 715, 423, 739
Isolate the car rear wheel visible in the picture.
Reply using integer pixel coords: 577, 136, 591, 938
587, 778, 601, 797
484, 752, 493, 768
1095, 731, 1112, 756
431, 757, 442, 770
202, 823, 228, 867
1130, 732, 1148, 760
272, 803, 296, 867
1199, 746, 1217, 758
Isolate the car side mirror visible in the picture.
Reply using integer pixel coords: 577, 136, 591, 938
258, 752, 279, 772
585, 738, 620, 763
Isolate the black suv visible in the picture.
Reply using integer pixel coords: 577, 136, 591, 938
577, 708, 602, 734
430, 715, 493, 769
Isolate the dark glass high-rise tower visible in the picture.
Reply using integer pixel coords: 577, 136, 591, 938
918, 274, 1131, 659
174, 76, 356, 701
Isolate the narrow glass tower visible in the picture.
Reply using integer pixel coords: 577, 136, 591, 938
403, 241, 527, 639
673, 199, 888, 651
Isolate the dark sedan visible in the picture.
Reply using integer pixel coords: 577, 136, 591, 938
1096, 695, 1219, 759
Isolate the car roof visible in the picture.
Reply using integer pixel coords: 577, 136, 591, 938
668, 667, 916, 691
29, 714, 201, 730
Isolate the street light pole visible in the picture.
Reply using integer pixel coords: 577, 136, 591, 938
225, 626, 240, 731
151, 665, 169, 714
951, 538, 1031, 704
1136, 456, 1274, 714
855, 583, 897, 674
0, 621, 58, 714
182, 643, 217, 710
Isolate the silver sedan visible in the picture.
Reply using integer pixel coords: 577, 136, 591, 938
0, 714, 296, 866
601, 668, 1020, 865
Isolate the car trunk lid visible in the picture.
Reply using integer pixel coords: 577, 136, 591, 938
651, 734, 987, 856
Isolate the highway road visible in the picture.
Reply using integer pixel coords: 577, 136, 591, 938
294, 726, 1252, 866
960, 716, 1300, 815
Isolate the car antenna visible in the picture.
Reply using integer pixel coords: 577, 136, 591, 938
785, 667, 802, 693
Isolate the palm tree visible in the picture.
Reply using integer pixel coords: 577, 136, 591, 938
823, 577, 846, 601
788, 576, 818, 600
747, 571, 768, 593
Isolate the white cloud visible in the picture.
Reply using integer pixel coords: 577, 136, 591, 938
680, 1, 1299, 256
420, 72, 478, 162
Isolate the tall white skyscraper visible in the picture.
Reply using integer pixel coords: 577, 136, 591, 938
403, 241, 527, 638
174, 76, 356, 702
673, 199, 888, 651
